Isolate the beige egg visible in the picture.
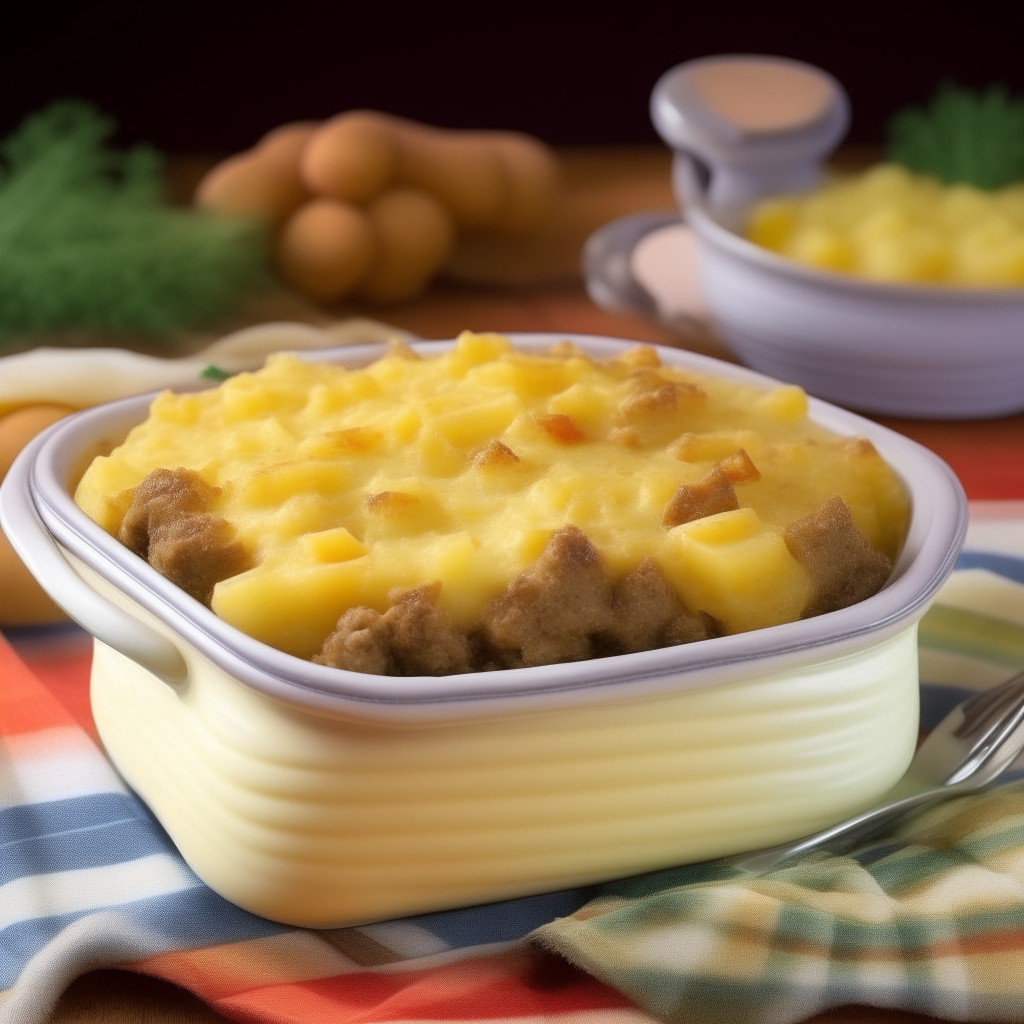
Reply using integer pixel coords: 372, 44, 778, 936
483, 132, 560, 236
276, 199, 377, 300
357, 187, 455, 303
195, 148, 311, 224
0, 403, 76, 479
301, 112, 399, 204
392, 121, 508, 231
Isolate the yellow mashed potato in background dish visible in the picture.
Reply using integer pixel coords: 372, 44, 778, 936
747, 164, 1024, 286
74, 333, 909, 669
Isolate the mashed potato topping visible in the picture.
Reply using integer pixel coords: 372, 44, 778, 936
747, 164, 1024, 285
74, 333, 909, 670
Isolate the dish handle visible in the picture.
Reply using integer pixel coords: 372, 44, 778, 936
650, 56, 850, 213
0, 433, 189, 688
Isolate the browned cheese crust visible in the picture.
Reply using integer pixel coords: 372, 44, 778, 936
119, 468, 253, 606
662, 465, 739, 528
783, 494, 893, 618
313, 525, 717, 676
608, 371, 707, 449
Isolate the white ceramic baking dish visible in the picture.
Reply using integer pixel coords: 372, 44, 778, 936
0, 334, 967, 927
651, 58, 1024, 419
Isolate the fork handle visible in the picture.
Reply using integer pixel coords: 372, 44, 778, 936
725, 784, 968, 874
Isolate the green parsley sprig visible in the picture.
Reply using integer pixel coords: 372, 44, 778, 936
887, 83, 1024, 190
0, 101, 270, 346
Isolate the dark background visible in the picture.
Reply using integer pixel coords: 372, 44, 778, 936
2, 7, 1018, 153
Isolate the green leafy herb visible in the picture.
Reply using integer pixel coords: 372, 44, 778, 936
887, 82, 1024, 190
0, 101, 270, 346
199, 363, 232, 381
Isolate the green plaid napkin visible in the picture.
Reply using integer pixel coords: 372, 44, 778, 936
533, 553, 1024, 1024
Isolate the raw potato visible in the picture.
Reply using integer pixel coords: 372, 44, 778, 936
392, 122, 508, 232
0, 403, 76, 625
357, 188, 455, 303
196, 110, 560, 301
481, 132, 561, 236
196, 153, 307, 223
257, 121, 319, 164
0, 535, 65, 625
276, 199, 376, 299
0, 403, 76, 478
196, 121, 316, 224
301, 112, 399, 204
298, 112, 559, 233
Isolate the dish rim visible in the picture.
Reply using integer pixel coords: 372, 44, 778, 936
13, 332, 967, 717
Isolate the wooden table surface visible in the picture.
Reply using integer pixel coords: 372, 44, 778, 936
36, 146, 1024, 1023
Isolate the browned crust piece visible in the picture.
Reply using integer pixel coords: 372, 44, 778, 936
330, 427, 384, 453
313, 526, 715, 676
618, 381, 682, 421
364, 490, 420, 515
481, 525, 610, 668
783, 494, 893, 618
482, 526, 714, 669
472, 440, 520, 468
538, 413, 586, 444
601, 557, 718, 654
313, 582, 473, 675
720, 448, 761, 484
663, 465, 739, 528
617, 371, 705, 420
610, 371, 707, 449
118, 468, 252, 606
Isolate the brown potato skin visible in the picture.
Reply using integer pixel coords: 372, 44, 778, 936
275, 199, 377, 299
0, 404, 75, 478
0, 534, 66, 625
356, 187, 455, 303
0, 403, 76, 625
196, 111, 558, 302
195, 151, 309, 224
391, 121, 507, 232
301, 112, 399, 205
478, 132, 560, 236
256, 121, 319, 163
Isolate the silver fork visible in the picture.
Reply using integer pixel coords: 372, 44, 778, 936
729, 668, 1024, 873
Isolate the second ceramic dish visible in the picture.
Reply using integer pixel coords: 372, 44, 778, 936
648, 56, 1024, 419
